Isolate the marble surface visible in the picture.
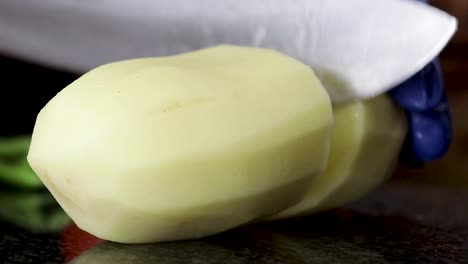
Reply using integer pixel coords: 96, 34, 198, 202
1, 181, 467, 264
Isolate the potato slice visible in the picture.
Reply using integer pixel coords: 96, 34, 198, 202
270, 95, 407, 220
27, 45, 333, 243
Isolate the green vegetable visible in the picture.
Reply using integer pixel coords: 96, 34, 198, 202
0, 135, 70, 232
0, 135, 32, 157
0, 136, 43, 189
0, 191, 70, 233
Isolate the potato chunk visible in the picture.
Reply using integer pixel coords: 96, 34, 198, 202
270, 95, 407, 220
27, 45, 333, 243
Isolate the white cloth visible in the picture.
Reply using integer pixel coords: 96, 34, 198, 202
0, 0, 457, 103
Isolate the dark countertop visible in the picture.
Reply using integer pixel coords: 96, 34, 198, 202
1, 181, 467, 264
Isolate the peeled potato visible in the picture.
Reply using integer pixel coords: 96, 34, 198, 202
269, 95, 407, 220
27, 45, 333, 243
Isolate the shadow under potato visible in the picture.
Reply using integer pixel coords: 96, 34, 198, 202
70, 212, 466, 264
70, 183, 468, 264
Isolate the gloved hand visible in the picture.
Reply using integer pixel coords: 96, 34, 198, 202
389, 59, 452, 167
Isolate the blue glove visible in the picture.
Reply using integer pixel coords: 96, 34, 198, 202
388, 59, 452, 166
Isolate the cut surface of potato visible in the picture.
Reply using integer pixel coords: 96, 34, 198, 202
27, 45, 333, 243
269, 95, 407, 220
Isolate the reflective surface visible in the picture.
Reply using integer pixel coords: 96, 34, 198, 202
1, 181, 467, 263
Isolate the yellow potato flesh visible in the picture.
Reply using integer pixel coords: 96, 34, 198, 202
270, 95, 407, 220
27, 45, 333, 243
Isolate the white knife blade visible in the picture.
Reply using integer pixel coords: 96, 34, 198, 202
0, 0, 457, 103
